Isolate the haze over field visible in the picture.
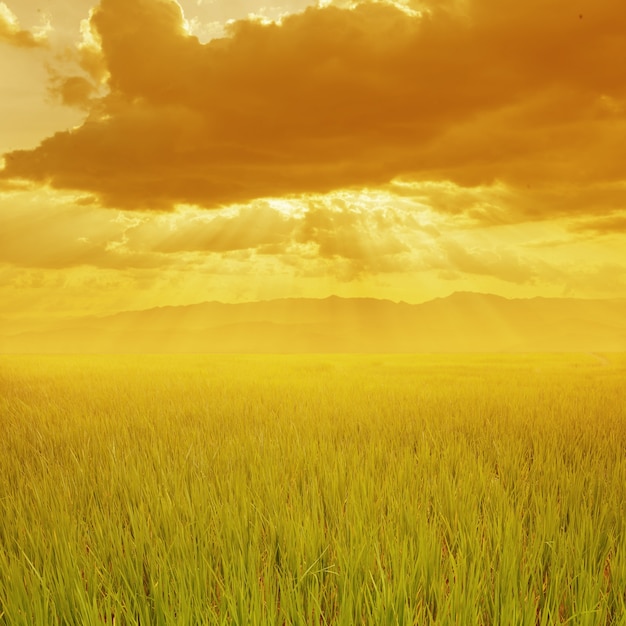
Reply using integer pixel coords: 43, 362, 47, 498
1, 0, 626, 338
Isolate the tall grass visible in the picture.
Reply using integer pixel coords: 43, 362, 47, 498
1, 354, 625, 624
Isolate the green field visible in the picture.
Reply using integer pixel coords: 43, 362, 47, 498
1, 354, 626, 625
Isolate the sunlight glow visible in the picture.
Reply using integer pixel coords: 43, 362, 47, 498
1, 0, 626, 326
79, 12, 99, 51
0, 2, 18, 28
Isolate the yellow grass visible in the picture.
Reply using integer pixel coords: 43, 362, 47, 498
1, 354, 626, 624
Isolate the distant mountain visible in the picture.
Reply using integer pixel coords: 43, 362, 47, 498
2, 293, 626, 353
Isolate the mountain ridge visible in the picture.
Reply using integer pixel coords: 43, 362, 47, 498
2, 292, 626, 353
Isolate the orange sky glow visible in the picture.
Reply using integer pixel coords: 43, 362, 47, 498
1, 0, 626, 322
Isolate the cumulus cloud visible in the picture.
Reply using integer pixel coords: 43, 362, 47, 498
48, 75, 98, 109
297, 204, 410, 272
0, 183, 431, 281
124, 197, 419, 277
0, 2, 49, 48
0, 0, 624, 218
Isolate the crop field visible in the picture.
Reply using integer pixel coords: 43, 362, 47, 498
1, 353, 626, 625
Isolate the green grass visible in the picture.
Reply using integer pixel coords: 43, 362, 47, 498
1, 353, 626, 625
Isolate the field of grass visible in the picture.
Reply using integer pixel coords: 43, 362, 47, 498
1, 353, 626, 625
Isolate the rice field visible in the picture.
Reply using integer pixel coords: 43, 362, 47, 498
1, 353, 626, 625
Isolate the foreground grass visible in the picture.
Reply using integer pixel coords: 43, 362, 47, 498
1, 353, 626, 625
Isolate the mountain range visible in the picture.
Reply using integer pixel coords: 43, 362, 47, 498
2, 292, 626, 353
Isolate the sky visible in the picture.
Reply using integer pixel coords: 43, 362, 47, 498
1, 0, 626, 321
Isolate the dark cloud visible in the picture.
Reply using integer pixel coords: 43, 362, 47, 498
0, 0, 625, 226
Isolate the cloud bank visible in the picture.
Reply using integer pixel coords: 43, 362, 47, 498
0, 0, 624, 220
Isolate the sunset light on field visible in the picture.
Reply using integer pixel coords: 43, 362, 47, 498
3, 4, 626, 622
1, 0, 625, 334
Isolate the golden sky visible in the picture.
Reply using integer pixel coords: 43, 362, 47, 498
1, 0, 626, 320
